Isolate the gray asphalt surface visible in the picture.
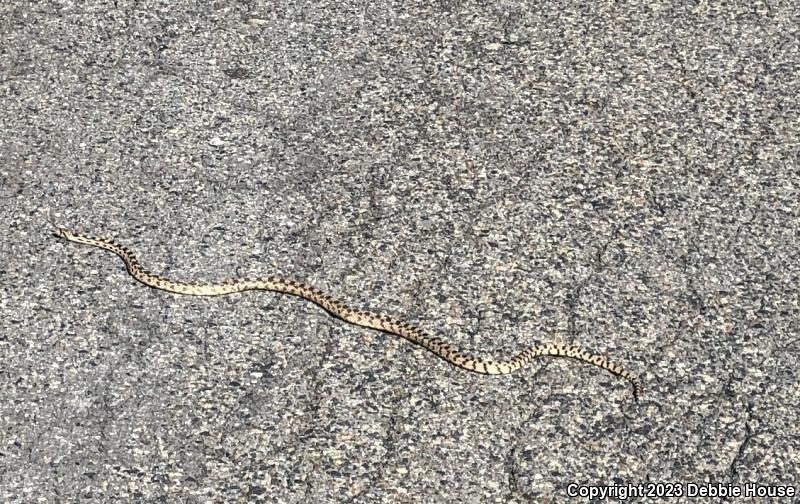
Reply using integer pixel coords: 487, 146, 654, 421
2, 1, 799, 502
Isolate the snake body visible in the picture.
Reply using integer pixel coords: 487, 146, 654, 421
55, 228, 640, 398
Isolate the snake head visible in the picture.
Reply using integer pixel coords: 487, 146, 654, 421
54, 227, 74, 240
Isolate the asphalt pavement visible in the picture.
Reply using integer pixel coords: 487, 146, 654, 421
1, 1, 798, 502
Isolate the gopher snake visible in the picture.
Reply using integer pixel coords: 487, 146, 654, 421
55, 228, 640, 398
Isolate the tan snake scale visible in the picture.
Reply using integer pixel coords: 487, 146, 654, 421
56, 228, 641, 398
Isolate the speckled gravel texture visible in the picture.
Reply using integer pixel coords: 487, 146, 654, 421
2, 1, 799, 502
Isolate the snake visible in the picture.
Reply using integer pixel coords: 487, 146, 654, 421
55, 227, 641, 398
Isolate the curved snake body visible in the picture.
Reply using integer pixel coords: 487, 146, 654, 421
55, 228, 640, 398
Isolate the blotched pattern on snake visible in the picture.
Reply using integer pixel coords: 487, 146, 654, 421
55, 228, 641, 398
